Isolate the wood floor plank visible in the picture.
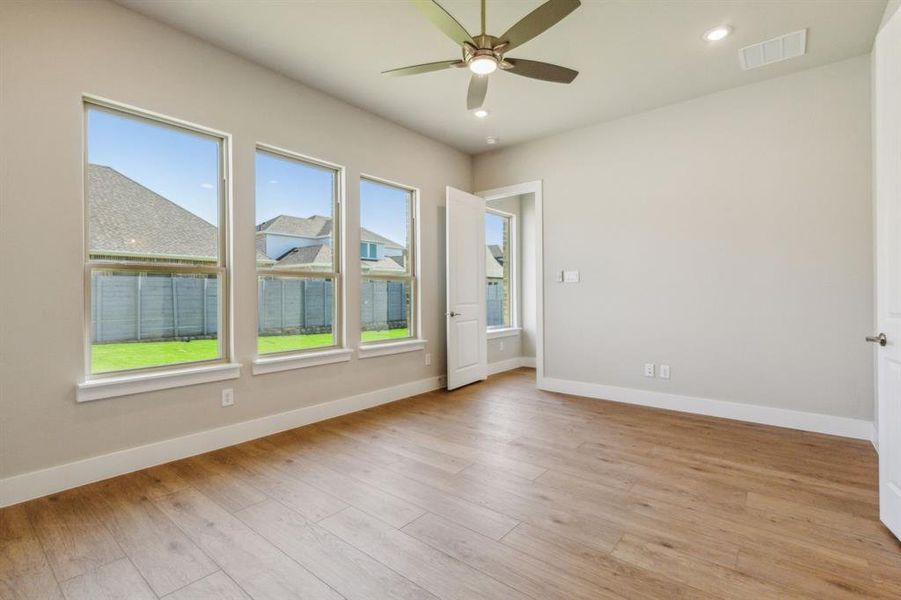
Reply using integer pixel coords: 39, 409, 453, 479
319, 507, 530, 600
500, 522, 714, 600
0, 505, 64, 600
60, 558, 155, 600
25, 489, 124, 582
236, 499, 437, 600
154, 488, 342, 600
239, 439, 425, 528
402, 511, 624, 600
162, 571, 250, 600
89, 475, 218, 596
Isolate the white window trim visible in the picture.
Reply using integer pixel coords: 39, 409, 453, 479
254, 143, 347, 363
252, 348, 353, 375
486, 206, 517, 331
357, 338, 427, 359
82, 96, 235, 386
487, 327, 522, 340
77, 362, 242, 403
359, 173, 421, 347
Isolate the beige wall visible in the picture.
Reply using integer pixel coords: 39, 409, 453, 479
0, 1, 471, 478
475, 56, 874, 420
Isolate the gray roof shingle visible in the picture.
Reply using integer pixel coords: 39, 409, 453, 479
88, 165, 218, 262
258, 214, 404, 250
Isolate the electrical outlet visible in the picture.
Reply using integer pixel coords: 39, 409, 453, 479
659, 364, 671, 379
499, 341, 505, 351
644, 363, 655, 377
424, 352, 431, 366
221, 388, 234, 407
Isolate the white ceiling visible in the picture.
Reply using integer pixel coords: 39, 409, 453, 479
118, 0, 886, 154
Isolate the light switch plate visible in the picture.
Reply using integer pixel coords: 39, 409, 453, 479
563, 270, 580, 283
644, 363, 655, 377
659, 364, 670, 379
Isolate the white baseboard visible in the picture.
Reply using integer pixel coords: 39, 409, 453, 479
539, 377, 873, 441
487, 356, 536, 376
0, 375, 445, 508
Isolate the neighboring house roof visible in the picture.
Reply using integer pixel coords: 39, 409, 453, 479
88, 165, 218, 261
257, 214, 404, 250
488, 244, 504, 261
273, 244, 332, 270
486, 247, 504, 279
255, 237, 274, 265
273, 243, 405, 273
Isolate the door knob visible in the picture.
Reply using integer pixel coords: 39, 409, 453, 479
866, 333, 887, 346
446, 311, 458, 317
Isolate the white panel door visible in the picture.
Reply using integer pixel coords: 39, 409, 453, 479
875, 7, 901, 541
446, 186, 487, 390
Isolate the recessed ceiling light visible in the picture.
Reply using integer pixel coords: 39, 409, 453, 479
486, 136, 499, 145
703, 25, 732, 42
474, 109, 489, 119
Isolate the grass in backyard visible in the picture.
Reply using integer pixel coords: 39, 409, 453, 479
361, 327, 410, 343
91, 338, 220, 373
92, 327, 410, 372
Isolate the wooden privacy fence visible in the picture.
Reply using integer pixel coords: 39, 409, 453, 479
90, 272, 414, 343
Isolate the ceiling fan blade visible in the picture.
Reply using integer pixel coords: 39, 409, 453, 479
505, 58, 578, 83
498, 0, 581, 53
467, 74, 489, 110
382, 60, 463, 76
411, 0, 475, 47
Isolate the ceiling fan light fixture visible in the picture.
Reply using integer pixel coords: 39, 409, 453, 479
469, 55, 498, 75
703, 25, 732, 42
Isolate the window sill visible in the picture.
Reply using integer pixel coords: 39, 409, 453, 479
252, 348, 353, 375
487, 327, 522, 340
357, 338, 427, 359
77, 362, 242, 403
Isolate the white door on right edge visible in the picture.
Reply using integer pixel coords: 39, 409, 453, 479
875, 6, 901, 541
446, 186, 487, 390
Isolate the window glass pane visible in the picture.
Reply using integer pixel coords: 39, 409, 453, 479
256, 150, 336, 274
256, 150, 338, 355
257, 276, 335, 354
360, 179, 410, 275
361, 278, 411, 342
485, 212, 510, 328
90, 271, 221, 373
87, 107, 221, 266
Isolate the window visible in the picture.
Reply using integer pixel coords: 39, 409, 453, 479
359, 177, 415, 343
256, 147, 342, 355
85, 102, 227, 375
360, 242, 378, 260
485, 210, 512, 329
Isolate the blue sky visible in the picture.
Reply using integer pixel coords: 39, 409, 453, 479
88, 107, 409, 245
485, 211, 505, 247
87, 108, 221, 225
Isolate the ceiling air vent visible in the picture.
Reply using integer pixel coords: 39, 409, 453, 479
739, 29, 807, 71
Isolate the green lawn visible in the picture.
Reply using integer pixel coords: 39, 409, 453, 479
92, 327, 411, 373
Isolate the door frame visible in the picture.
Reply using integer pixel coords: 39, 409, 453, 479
476, 181, 545, 382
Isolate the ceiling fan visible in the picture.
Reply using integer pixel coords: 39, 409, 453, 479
383, 0, 581, 110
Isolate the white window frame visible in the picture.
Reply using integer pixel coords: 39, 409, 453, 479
81, 97, 234, 388
485, 206, 517, 332
358, 174, 422, 354
252, 144, 348, 373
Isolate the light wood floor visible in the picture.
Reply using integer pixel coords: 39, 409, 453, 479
2, 368, 899, 599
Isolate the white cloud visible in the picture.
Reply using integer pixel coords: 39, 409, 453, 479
200, 182, 214, 189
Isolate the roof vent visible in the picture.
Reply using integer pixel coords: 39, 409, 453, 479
739, 29, 807, 71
